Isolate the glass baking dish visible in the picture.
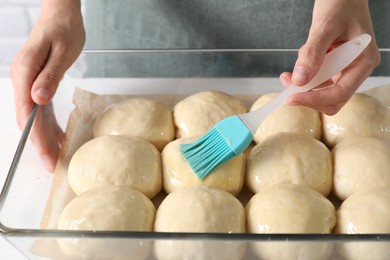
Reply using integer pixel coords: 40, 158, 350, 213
0, 49, 389, 260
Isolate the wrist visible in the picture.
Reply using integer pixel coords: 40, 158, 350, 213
39, 0, 82, 23
41, 0, 81, 10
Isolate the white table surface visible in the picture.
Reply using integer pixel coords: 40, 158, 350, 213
0, 75, 389, 259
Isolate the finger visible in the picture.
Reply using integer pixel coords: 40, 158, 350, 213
288, 55, 374, 114
291, 32, 336, 86
11, 42, 65, 171
30, 102, 64, 172
10, 42, 51, 128
31, 42, 69, 105
281, 72, 335, 90
279, 72, 292, 88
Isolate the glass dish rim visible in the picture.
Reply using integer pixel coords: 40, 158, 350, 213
78, 48, 390, 54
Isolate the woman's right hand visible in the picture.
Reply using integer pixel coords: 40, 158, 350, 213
10, 0, 85, 172
280, 0, 380, 116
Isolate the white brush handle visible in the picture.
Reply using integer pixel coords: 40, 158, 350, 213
240, 33, 372, 134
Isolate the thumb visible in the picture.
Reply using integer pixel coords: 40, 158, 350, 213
31, 44, 69, 105
292, 34, 334, 86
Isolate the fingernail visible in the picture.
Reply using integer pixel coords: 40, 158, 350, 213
35, 88, 50, 102
280, 76, 289, 87
292, 66, 308, 84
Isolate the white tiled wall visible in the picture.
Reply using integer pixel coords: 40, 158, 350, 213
0, 0, 41, 77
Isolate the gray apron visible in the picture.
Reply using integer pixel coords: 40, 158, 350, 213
81, 0, 389, 77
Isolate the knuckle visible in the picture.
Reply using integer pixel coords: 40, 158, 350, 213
52, 40, 70, 57
15, 49, 43, 72
39, 71, 60, 84
298, 44, 324, 63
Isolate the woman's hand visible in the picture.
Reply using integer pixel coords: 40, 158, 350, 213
10, 0, 85, 171
280, 0, 380, 115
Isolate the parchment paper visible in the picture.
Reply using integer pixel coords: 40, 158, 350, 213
28, 83, 389, 260
40, 84, 390, 229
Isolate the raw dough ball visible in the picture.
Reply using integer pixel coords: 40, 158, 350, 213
246, 132, 333, 196
57, 186, 155, 231
173, 91, 246, 138
155, 185, 245, 233
246, 183, 336, 233
322, 93, 390, 147
154, 185, 246, 260
335, 187, 390, 260
93, 98, 174, 151
161, 137, 245, 195
332, 136, 390, 201
57, 186, 155, 259
68, 135, 162, 198
246, 183, 336, 260
250, 93, 321, 144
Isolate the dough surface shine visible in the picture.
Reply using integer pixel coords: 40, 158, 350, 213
57, 186, 155, 259
250, 93, 322, 144
246, 183, 336, 260
93, 98, 174, 151
162, 137, 245, 195
58, 186, 155, 231
335, 187, 390, 260
322, 93, 390, 147
173, 91, 246, 138
246, 132, 333, 196
68, 135, 162, 198
154, 185, 246, 260
332, 136, 390, 201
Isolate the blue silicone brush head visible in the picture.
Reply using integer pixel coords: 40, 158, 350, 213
180, 115, 253, 180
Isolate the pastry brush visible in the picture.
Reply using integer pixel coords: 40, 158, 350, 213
180, 34, 372, 180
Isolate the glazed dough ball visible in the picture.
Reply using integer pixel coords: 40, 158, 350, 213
155, 185, 245, 233
246, 184, 336, 260
68, 135, 162, 199
154, 185, 246, 260
322, 93, 390, 147
246, 132, 333, 196
57, 186, 155, 259
173, 91, 246, 138
161, 137, 245, 195
93, 98, 174, 151
250, 93, 321, 144
332, 136, 390, 201
58, 186, 155, 231
335, 187, 390, 260
246, 183, 336, 233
